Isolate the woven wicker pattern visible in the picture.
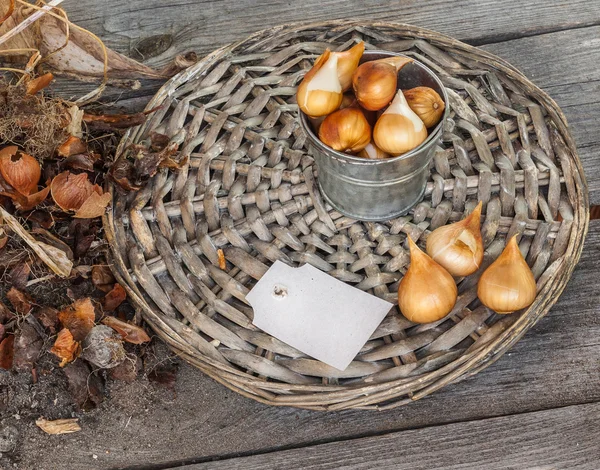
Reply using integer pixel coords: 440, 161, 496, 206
104, 21, 589, 411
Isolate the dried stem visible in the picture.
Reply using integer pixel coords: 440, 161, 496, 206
0, 0, 64, 46
15, 0, 108, 104
0, 0, 15, 26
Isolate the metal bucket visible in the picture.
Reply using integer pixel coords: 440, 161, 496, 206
299, 50, 449, 221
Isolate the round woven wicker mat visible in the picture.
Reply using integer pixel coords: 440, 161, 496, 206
104, 21, 589, 411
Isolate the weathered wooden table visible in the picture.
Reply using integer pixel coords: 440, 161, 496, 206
33, 1, 599, 468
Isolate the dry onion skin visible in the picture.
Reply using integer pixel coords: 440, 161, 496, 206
0, 146, 41, 196
50, 171, 111, 219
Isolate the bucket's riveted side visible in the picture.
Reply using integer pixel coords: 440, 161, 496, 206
300, 50, 449, 221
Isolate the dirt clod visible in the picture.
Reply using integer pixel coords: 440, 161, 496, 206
0, 423, 19, 453
81, 325, 126, 369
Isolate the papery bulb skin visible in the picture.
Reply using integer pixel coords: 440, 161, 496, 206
477, 235, 537, 314
398, 237, 458, 324
426, 201, 484, 277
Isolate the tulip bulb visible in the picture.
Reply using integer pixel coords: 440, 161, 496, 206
297, 49, 343, 118
477, 235, 537, 314
318, 107, 371, 154
352, 56, 413, 111
426, 201, 483, 277
373, 89, 428, 155
398, 237, 458, 324
339, 93, 358, 109
334, 42, 365, 91
357, 142, 390, 160
403, 87, 446, 128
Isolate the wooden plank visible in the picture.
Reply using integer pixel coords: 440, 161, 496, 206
61, 0, 600, 68
17, 221, 600, 469
185, 402, 600, 469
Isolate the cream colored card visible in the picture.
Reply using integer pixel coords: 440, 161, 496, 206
247, 261, 393, 371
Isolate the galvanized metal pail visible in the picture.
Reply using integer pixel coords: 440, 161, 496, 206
299, 50, 449, 221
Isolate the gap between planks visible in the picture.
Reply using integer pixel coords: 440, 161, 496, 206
122, 399, 600, 470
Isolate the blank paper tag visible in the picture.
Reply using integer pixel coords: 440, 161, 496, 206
247, 261, 393, 371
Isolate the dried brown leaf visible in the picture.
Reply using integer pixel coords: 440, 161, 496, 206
64, 153, 99, 172
8, 262, 30, 290
6, 287, 33, 316
110, 155, 140, 192
102, 316, 150, 344
92, 265, 115, 292
102, 284, 126, 312
35, 418, 81, 435
62, 360, 104, 410
13, 322, 42, 370
35, 306, 59, 334
150, 132, 170, 151
0, 301, 14, 323
27, 210, 55, 229
58, 298, 95, 341
109, 354, 140, 382
26, 73, 54, 95
57, 136, 87, 158
50, 328, 80, 367
148, 363, 178, 390
0, 335, 14, 370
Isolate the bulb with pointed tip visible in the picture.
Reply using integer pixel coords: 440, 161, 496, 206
334, 42, 365, 91
426, 201, 484, 277
398, 237, 458, 324
352, 56, 413, 111
477, 235, 537, 313
296, 49, 343, 118
373, 89, 428, 155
